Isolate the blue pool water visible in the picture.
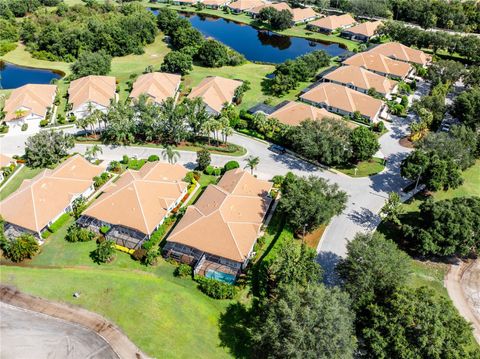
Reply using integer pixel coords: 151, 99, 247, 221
205, 269, 237, 284
149, 9, 347, 63
0, 61, 63, 89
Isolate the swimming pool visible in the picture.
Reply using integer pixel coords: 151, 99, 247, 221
205, 269, 236, 284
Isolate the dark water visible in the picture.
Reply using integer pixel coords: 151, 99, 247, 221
150, 9, 347, 63
0, 61, 62, 89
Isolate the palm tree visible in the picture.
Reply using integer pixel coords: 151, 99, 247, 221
244, 156, 260, 175
85, 144, 103, 162
162, 145, 180, 164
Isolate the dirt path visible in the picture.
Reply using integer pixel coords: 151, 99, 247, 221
445, 260, 480, 343
0, 285, 149, 359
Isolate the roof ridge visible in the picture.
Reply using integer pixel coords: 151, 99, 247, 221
29, 184, 41, 232
132, 181, 151, 234
344, 86, 356, 112
226, 222, 246, 260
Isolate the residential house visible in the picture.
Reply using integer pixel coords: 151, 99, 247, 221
129, 72, 182, 105
229, 0, 267, 14
203, 0, 230, 8
300, 82, 385, 122
265, 101, 344, 126
307, 14, 356, 34
0, 154, 15, 182
340, 20, 382, 42
367, 42, 431, 66
247, 1, 291, 16
172, 0, 198, 5
187, 76, 243, 115
164, 169, 273, 282
343, 52, 413, 80
0, 155, 103, 239
67, 75, 117, 120
79, 162, 188, 250
291, 7, 319, 24
322, 65, 397, 97
3, 84, 57, 134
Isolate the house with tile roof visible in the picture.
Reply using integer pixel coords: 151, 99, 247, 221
67, 75, 117, 120
129, 72, 182, 105
228, 0, 266, 13
300, 82, 385, 122
343, 52, 414, 80
187, 76, 243, 115
307, 14, 356, 34
323, 65, 397, 96
265, 101, 344, 126
3, 84, 57, 134
341, 20, 383, 42
79, 162, 188, 249
0, 155, 103, 239
164, 169, 272, 281
367, 42, 431, 66
203, 0, 231, 8
291, 7, 319, 24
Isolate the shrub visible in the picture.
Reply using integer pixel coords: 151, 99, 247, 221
148, 154, 159, 162
132, 248, 147, 261
21, 123, 28, 131
214, 168, 221, 176
205, 165, 214, 175
90, 240, 116, 264
197, 149, 211, 170
40, 119, 49, 127
143, 249, 159, 266
99, 225, 111, 235
122, 155, 129, 164
223, 160, 240, 172
271, 175, 284, 187
57, 114, 66, 124
195, 276, 237, 299
184, 171, 196, 184
1, 234, 39, 262
374, 121, 385, 133
175, 263, 193, 278
65, 224, 95, 243
109, 160, 121, 173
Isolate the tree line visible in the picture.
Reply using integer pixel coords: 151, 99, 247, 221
15, 2, 157, 61
0, 0, 62, 19
157, 8, 245, 75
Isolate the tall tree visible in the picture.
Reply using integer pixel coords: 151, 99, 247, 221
70, 50, 111, 79
349, 126, 380, 162
279, 173, 347, 235
162, 145, 180, 164
24, 130, 74, 168
244, 155, 260, 175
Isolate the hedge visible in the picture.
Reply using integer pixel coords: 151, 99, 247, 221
195, 276, 237, 299
224, 160, 239, 171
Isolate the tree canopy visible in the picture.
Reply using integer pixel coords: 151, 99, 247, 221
403, 197, 480, 257
279, 173, 347, 234
70, 50, 111, 79
24, 130, 74, 168
349, 126, 380, 162
452, 87, 480, 130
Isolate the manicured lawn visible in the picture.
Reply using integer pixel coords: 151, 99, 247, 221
0, 266, 232, 359
0, 165, 43, 201
407, 260, 448, 297
335, 157, 385, 177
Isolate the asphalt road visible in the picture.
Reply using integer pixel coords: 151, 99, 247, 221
0, 302, 118, 359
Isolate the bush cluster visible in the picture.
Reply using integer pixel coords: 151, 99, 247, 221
65, 224, 95, 243
195, 276, 237, 299
175, 263, 193, 278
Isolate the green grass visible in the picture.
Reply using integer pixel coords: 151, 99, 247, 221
335, 157, 385, 177
407, 260, 448, 298
0, 165, 43, 201
1, 216, 233, 358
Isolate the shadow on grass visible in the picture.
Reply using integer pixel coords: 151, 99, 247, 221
218, 302, 253, 359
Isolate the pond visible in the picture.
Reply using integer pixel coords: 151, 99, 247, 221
0, 61, 63, 90
150, 9, 347, 63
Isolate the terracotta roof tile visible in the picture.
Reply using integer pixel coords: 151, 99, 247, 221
300, 82, 384, 119
0, 155, 103, 233
83, 162, 188, 235
323, 65, 397, 95
130, 72, 181, 104
343, 20, 382, 38
229, 0, 266, 11
309, 14, 356, 31
4, 84, 57, 122
343, 52, 412, 79
268, 101, 342, 126
368, 42, 430, 66
291, 7, 318, 22
167, 169, 272, 262
187, 76, 242, 113
68, 75, 116, 111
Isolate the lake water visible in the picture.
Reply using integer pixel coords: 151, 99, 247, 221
150, 9, 347, 63
0, 61, 62, 89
